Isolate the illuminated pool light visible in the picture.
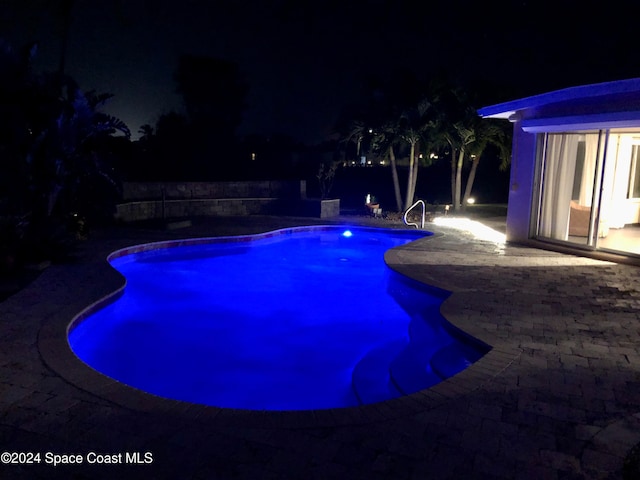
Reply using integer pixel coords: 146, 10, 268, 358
342, 230, 353, 237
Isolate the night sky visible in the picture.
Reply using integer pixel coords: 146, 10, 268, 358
3, 0, 640, 144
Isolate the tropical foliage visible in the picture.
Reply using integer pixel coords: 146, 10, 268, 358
341, 78, 511, 213
316, 161, 338, 199
0, 40, 129, 265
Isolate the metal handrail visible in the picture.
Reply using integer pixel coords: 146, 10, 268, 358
403, 199, 425, 229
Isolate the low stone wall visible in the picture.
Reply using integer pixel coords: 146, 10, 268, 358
115, 180, 316, 222
300, 198, 341, 219
121, 181, 305, 201
116, 198, 294, 222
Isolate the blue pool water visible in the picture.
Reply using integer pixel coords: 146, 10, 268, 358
69, 226, 490, 410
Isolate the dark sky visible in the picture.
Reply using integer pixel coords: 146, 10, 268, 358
3, 0, 640, 144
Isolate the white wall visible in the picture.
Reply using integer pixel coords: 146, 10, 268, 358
506, 122, 538, 242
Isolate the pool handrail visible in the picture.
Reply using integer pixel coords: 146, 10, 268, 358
403, 199, 425, 229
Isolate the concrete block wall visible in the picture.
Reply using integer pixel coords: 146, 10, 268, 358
115, 181, 306, 222
121, 181, 306, 201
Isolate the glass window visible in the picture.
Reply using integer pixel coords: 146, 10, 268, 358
571, 141, 586, 201
627, 144, 640, 199
536, 128, 640, 256
537, 132, 604, 245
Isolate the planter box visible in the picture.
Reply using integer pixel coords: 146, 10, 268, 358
301, 198, 340, 218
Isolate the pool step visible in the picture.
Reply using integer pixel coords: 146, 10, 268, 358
407, 308, 443, 343
389, 341, 442, 395
351, 338, 406, 405
430, 343, 488, 379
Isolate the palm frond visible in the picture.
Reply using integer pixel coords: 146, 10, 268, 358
93, 113, 131, 138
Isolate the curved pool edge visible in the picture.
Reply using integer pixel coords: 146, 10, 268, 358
105, 223, 428, 263
38, 225, 522, 429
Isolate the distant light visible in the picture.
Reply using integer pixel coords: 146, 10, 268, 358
251, 152, 256, 161
467, 197, 476, 204
379, 160, 385, 166
368, 128, 373, 133
342, 230, 353, 237
367, 160, 372, 165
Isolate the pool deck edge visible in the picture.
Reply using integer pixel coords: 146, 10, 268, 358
37, 224, 502, 429
3, 214, 639, 479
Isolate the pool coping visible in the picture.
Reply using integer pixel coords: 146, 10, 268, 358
38, 224, 522, 429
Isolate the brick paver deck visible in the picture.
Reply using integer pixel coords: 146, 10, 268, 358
1, 215, 639, 479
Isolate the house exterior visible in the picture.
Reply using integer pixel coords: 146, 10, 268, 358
479, 78, 640, 258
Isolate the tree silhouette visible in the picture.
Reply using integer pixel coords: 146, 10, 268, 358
174, 55, 248, 176
0, 40, 130, 262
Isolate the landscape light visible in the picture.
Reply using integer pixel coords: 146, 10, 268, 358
467, 197, 476, 204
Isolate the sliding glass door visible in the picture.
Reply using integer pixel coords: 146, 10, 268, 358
536, 128, 640, 256
537, 131, 605, 247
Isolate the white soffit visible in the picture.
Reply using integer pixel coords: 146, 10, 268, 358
521, 111, 640, 132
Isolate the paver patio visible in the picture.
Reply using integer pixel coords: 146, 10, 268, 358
1, 214, 639, 479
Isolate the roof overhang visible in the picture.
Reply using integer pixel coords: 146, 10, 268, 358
521, 111, 640, 132
478, 77, 640, 124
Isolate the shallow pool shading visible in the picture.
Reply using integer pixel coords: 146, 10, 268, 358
352, 275, 489, 405
69, 226, 490, 410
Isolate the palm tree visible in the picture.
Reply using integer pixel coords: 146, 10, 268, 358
28, 76, 130, 219
387, 97, 432, 211
372, 120, 403, 211
343, 119, 367, 162
440, 106, 511, 211
138, 124, 154, 141
431, 84, 480, 211
0, 39, 131, 261
452, 122, 476, 210
367, 102, 429, 212
401, 127, 422, 210
340, 80, 444, 213
462, 119, 511, 207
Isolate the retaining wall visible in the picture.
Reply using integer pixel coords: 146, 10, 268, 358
115, 180, 310, 222
121, 181, 306, 201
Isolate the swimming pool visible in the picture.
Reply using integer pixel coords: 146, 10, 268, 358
68, 226, 490, 410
